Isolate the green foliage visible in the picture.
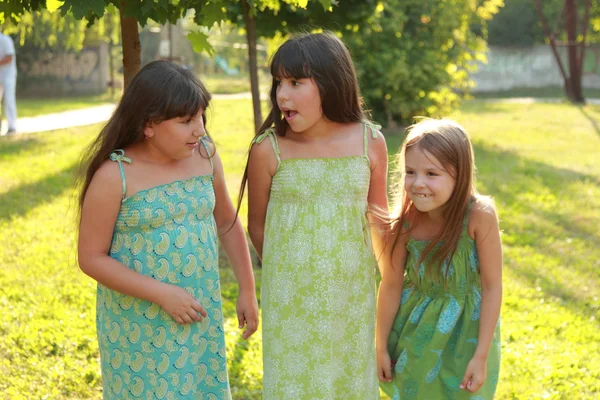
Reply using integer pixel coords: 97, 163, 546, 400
224, 0, 378, 38
488, 0, 600, 46
343, 0, 502, 126
487, 0, 543, 46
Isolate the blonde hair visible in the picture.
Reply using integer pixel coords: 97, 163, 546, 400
391, 118, 486, 281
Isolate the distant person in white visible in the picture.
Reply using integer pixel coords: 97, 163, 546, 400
0, 32, 17, 135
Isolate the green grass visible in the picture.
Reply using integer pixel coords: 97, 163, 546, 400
201, 73, 271, 96
1, 99, 599, 399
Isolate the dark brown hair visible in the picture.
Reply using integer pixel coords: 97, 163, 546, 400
77, 60, 212, 214
237, 31, 364, 209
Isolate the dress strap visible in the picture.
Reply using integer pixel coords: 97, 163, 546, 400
252, 128, 281, 165
109, 149, 131, 201
199, 136, 214, 172
463, 197, 475, 229
362, 120, 382, 156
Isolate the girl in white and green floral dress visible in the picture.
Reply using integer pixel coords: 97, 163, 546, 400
240, 32, 389, 400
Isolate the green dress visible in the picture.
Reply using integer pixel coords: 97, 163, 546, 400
96, 140, 231, 399
256, 123, 381, 400
381, 200, 501, 400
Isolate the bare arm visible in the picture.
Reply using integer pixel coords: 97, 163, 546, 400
376, 228, 408, 382
367, 130, 390, 274
247, 139, 276, 259
212, 150, 258, 339
78, 162, 207, 324
461, 203, 503, 392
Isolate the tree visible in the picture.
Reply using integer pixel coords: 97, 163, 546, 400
533, 0, 593, 103
341, 0, 502, 127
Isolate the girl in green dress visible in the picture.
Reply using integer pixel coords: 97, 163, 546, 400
78, 61, 258, 399
238, 32, 389, 399
377, 119, 502, 399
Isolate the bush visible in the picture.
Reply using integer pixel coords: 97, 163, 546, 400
344, 0, 501, 127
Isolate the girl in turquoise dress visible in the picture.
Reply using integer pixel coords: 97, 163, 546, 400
77, 61, 258, 399
377, 119, 502, 399
239, 32, 389, 399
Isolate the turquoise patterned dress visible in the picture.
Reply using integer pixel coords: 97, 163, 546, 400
381, 200, 501, 400
96, 140, 230, 399
256, 122, 381, 400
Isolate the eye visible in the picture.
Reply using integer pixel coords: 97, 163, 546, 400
405, 170, 414, 175
291, 80, 300, 87
427, 172, 438, 176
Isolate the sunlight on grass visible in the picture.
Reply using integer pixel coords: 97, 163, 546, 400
1, 99, 599, 398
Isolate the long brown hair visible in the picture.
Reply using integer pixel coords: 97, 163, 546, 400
77, 60, 212, 216
237, 31, 365, 210
392, 119, 480, 281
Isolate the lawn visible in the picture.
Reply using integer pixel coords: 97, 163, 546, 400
0, 98, 598, 399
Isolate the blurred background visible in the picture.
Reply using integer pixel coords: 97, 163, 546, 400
0, 1, 598, 399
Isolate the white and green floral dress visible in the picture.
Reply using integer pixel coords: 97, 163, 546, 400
255, 122, 381, 400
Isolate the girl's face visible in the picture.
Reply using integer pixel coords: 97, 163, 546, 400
144, 110, 206, 160
275, 76, 323, 133
404, 146, 456, 217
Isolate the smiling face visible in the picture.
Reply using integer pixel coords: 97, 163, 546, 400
276, 76, 324, 134
404, 145, 457, 217
144, 110, 206, 160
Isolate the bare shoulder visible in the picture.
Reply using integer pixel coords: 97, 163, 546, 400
87, 159, 125, 200
367, 128, 388, 166
468, 196, 499, 239
249, 134, 278, 176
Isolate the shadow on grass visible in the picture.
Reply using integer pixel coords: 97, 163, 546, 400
0, 135, 42, 158
578, 105, 600, 138
474, 142, 600, 322
0, 161, 78, 222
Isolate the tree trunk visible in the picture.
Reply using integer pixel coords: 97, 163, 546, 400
244, 0, 262, 133
533, 0, 575, 102
119, 5, 141, 89
565, 0, 584, 103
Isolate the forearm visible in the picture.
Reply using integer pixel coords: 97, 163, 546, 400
474, 284, 502, 360
369, 216, 390, 276
79, 255, 167, 303
376, 278, 403, 351
248, 222, 264, 260
219, 219, 256, 292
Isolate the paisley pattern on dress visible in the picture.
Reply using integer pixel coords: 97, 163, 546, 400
380, 199, 501, 400
97, 145, 231, 399
258, 123, 381, 400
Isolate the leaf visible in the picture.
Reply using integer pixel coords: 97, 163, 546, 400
187, 31, 216, 57
60, 0, 106, 19
318, 0, 335, 11
46, 0, 64, 12
199, 1, 226, 27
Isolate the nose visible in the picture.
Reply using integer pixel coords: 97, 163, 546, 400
413, 174, 426, 188
193, 117, 206, 137
276, 81, 289, 103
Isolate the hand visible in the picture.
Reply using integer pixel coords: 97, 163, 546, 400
460, 356, 487, 393
157, 284, 207, 325
236, 289, 259, 339
377, 348, 394, 382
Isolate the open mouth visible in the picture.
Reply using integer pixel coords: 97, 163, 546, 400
281, 108, 298, 119
414, 193, 432, 198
